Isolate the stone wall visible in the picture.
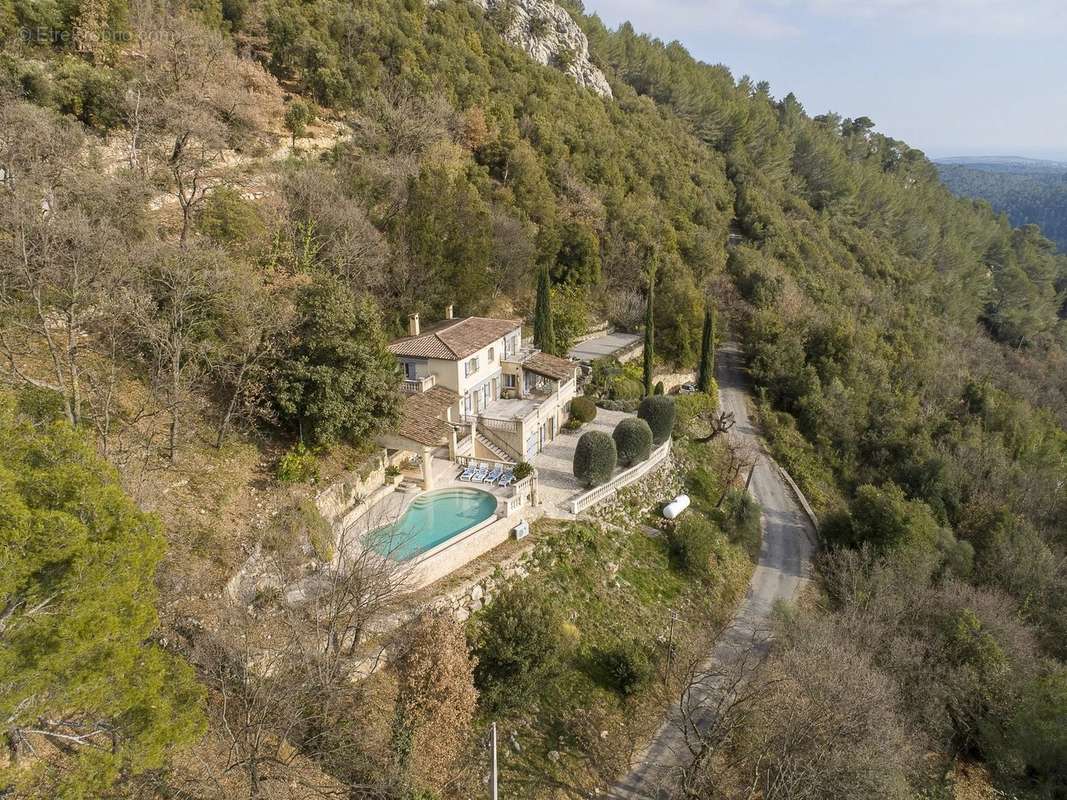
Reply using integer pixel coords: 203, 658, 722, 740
426, 541, 538, 622
405, 504, 543, 590
654, 370, 697, 394
314, 451, 402, 532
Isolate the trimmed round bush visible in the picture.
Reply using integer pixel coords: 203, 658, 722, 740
573, 430, 617, 487
638, 395, 677, 445
570, 395, 597, 424
613, 417, 653, 467
654, 380, 665, 395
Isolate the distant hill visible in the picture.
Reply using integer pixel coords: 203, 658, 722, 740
936, 157, 1067, 250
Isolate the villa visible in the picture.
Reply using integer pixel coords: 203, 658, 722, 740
378, 305, 580, 489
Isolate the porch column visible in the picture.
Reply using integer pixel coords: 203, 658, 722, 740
448, 426, 458, 459
421, 445, 435, 490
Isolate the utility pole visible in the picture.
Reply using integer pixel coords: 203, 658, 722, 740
489, 722, 498, 800
664, 609, 679, 685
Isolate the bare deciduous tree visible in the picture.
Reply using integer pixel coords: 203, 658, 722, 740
210, 264, 293, 448
128, 243, 225, 461
130, 15, 262, 245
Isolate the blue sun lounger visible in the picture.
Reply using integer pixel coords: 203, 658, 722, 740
471, 463, 489, 482
484, 464, 504, 484
497, 469, 515, 488
458, 463, 477, 481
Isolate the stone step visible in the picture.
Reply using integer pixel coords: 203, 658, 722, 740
476, 433, 514, 463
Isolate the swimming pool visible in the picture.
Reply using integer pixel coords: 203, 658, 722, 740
366, 488, 499, 561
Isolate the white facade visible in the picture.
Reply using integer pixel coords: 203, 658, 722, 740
399, 327, 523, 422
394, 317, 576, 463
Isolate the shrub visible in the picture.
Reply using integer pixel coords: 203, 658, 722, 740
472, 583, 564, 706
599, 639, 654, 696
638, 395, 677, 445
563, 417, 583, 431
276, 443, 319, 483
654, 380, 665, 395
674, 390, 718, 431
196, 186, 267, 246
668, 515, 717, 578
716, 488, 762, 558
597, 398, 640, 413
613, 417, 653, 466
573, 430, 617, 487
570, 395, 597, 423
611, 376, 645, 400
513, 461, 534, 480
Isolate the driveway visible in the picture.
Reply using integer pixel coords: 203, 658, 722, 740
608, 343, 815, 798
568, 332, 643, 363
532, 408, 633, 518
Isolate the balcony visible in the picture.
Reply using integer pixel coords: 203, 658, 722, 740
400, 374, 437, 394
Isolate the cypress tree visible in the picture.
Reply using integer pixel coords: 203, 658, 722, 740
534, 266, 555, 355
643, 270, 655, 397
697, 304, 715, 392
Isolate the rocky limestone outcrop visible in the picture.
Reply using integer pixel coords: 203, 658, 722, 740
469, 0, 612, 97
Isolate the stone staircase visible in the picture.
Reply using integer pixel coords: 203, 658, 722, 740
476, 432, 517, 464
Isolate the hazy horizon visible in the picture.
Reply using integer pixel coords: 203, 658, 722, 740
582, 0, 1067, 162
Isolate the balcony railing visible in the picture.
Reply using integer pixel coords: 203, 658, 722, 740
400, 374, 436, 394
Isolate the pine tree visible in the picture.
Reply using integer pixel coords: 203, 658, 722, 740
643, 270, 655, 397
534, 266, 556, 355
697, 304, 715, 393
0, 391, 205, 794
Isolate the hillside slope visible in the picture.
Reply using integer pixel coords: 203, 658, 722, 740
2, 0, 1067, 797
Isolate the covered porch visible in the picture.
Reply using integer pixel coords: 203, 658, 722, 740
378, 385, 461, 491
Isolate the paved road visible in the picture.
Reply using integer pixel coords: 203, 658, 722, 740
608, 343, 815, 798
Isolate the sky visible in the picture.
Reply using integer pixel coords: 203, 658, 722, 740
581, 0, 1067, 161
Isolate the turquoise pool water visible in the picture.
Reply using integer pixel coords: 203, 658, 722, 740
367, 488, 498, 561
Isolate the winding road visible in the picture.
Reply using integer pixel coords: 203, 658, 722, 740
608, 343, 816, 798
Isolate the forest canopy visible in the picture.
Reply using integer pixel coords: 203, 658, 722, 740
1, 0, 1066, 796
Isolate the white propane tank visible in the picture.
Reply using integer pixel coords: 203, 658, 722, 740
662, 494, 691, 520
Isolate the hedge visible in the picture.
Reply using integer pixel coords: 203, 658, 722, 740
570, 395, 597, 423
638, 395, 676, 445
572, 430, 617, 487
613, 417, 653, 466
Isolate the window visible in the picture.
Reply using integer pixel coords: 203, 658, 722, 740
488, 346, 495, 363
504, 374, 517, 389
465, 357, 479, 377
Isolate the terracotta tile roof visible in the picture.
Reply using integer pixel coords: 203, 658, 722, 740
389, 317, 521, 360
395, 386, 459, 448
523, 351, 578, 382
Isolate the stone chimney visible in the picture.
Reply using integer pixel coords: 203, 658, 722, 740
408, 313, 420, 336
445, 304, 454, 320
